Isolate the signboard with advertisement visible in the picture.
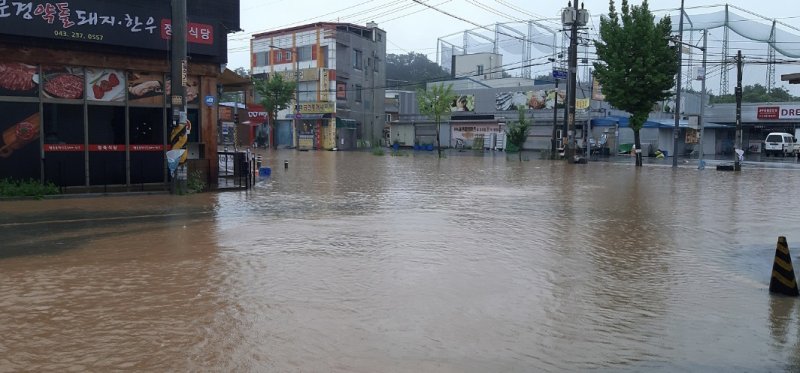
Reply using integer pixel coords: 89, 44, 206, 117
496, 89, 565, 111
0, 0, 222, 57
757, 105, 800, 120
127, 72, 164, 105
298, 102, 334, 114
451, 123, 503, 147
451, 95, 475, 112
592, 79, 605, 101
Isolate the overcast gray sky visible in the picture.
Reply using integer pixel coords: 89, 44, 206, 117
228, 0, 800, 95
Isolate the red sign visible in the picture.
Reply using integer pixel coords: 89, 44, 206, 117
160, 20, 214, 45
758, 106, 780, 120
88, 144, 125, 152
247, 104, 268, 124
130, 144, 164, 152
44, 144, 84, 152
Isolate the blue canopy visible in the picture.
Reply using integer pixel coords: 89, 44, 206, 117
590, 116, 664, 128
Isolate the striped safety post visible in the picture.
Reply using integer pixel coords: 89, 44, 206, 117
170, 119, 189, 165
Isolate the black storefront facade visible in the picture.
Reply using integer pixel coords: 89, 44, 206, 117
0, 0, 239, 191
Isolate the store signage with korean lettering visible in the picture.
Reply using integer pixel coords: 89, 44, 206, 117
298, 102, 334, 114
268, 68, 319, 82
0, 0, 221, 56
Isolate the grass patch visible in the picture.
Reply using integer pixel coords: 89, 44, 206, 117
372, 147, 385, 156
0, 178, 60, 198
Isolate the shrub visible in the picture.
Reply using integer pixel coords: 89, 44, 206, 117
0, 178, 60, 198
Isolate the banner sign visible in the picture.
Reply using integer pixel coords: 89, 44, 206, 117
0, 0, 221, 56
298, 101, 334, 114
757, 106, 800, 120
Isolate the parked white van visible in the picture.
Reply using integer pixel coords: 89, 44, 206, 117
764, 132, 799, 157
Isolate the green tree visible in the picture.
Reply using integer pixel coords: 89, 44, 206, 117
253, 74, 296, 149
709, 84, 800, 104
505, 107, 531, 161
593, 0, 678, 166
417, 83, 454, 158
387, 52, 449, 90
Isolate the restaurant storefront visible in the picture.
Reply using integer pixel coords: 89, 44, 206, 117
0, 0, 237, 191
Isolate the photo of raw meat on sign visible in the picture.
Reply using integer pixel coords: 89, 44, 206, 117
86, 68, 125, 102
42, 66, 84, 100
0, 62, 39, 97
128, 72, 165, 105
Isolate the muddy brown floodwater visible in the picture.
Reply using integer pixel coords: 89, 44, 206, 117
2, 150, 800, 372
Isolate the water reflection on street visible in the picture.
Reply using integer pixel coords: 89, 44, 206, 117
3, 150, 800, 371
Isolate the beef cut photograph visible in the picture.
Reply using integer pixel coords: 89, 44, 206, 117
42, 66, 84, 100
86, 68, 125, 102
127, 72, 164, 105
0, 62, 39, 97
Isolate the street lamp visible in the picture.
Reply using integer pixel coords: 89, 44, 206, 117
269, 44, 300, 149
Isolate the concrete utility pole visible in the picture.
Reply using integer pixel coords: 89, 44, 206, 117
169, 0, 188, 190
672, 0, 685, 168
734, 49, 743, 171
699, 29, 707, 164
552, 77, 559, 159
565, 0, 579, 160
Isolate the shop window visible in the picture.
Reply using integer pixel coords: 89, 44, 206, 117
43, 103, 85, 187
0, 102, 41, 181
129, 107, 165, 184
88, 106, 126, 186
188, 109, 200, 144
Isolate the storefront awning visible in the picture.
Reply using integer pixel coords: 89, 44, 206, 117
336, 117, 357, 128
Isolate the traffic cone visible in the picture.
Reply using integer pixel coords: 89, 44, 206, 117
769, 236, 800, 296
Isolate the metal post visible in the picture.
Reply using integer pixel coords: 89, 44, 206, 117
699, 30, 707, 163
735, 49, 743, 171
672, 0, 685, 168
566, 0, 579, 160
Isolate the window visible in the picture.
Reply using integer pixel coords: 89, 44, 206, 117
336, 82, 347, 99
255, 52, 266, 67
43, 103, 85, 186
129, 107, 165, 184
320, 46, 329, 68
297, 45, 313, 61
0, 102, 40, 181
353, 49, 363, 70
299, 81, 317, 102
374, 58, 379, 72
377, 33, 382, 42
355, 84, 362, 102
88, 106, 126, 186
476, 64, 484, 75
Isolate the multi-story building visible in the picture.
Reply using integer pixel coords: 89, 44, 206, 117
251, 22, 386, 150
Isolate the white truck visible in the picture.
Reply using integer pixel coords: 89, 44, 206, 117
764, 132, 800, 157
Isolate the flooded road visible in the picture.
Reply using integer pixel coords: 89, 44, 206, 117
3, 150, 800, 372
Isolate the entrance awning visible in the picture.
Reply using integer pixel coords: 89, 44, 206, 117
336, 117, 357, 128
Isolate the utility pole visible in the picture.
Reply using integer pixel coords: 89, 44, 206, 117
734, 49, 743, 171
672, 0, 685, 168
565, 0, 579, 160
699, 29, 707, 164
552, 78, 559, 159
169, 0, 188, 191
